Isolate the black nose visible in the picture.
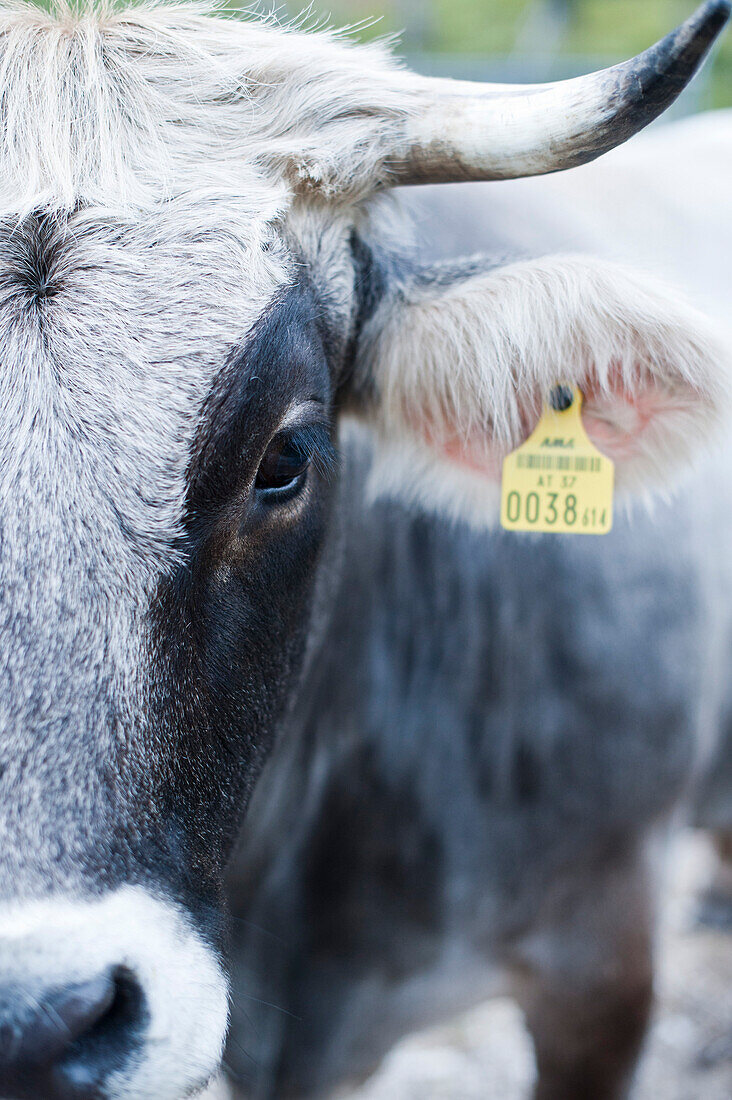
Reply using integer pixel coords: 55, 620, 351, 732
0, 968, 145, 1099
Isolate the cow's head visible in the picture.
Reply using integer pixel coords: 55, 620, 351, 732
0, 2, 728, 1098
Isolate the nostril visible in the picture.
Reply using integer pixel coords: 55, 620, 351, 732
58, 967, 146, 1092
0, 974, 117, 1070
47, 973, 116, 1053
0, 968, 146, 1099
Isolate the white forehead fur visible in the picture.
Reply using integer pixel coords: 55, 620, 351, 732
0, 886, 229, 1099
0, 0, 414, 218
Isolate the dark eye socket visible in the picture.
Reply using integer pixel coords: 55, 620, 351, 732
255, 432, 313, 496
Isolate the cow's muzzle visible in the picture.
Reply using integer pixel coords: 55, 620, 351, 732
0, 887, 229, 1100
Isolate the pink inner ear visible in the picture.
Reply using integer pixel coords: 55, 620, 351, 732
582, 398, 652, 463
421, 397, 541, 483
438, 436, 506, 481
581, 368, 683, 464
417, 367, 688, 480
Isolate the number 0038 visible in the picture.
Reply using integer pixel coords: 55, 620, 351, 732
504, 491, 606, 529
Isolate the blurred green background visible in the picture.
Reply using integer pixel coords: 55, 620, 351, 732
237, 0, 731, 110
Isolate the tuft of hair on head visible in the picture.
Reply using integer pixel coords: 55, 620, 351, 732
0, 0, 414, 218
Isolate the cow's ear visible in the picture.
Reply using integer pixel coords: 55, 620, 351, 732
347, 253, 731, 524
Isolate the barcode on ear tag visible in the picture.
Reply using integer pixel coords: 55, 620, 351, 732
501, 387, 614, 536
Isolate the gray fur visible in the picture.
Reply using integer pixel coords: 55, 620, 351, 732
225, 428, 732, 1097
0, 205, 289, 899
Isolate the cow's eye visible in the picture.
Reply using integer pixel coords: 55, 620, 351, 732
255, 432, 313, 497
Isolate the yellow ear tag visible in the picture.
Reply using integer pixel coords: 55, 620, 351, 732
500, 386, 614, 535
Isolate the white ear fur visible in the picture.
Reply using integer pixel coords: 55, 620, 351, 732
355, 255, 732, 526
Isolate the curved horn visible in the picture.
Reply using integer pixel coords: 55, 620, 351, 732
388, 0, 731, 185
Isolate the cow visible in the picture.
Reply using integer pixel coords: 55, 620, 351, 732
0, 2, 729, 1100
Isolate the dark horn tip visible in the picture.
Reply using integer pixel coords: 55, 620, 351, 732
621, 0, 731, 124
674, 0, 731, 60
703, 0, 732, 27
571, 0, 730, 169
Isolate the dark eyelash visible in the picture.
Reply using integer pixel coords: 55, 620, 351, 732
287, 422, 338, 481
